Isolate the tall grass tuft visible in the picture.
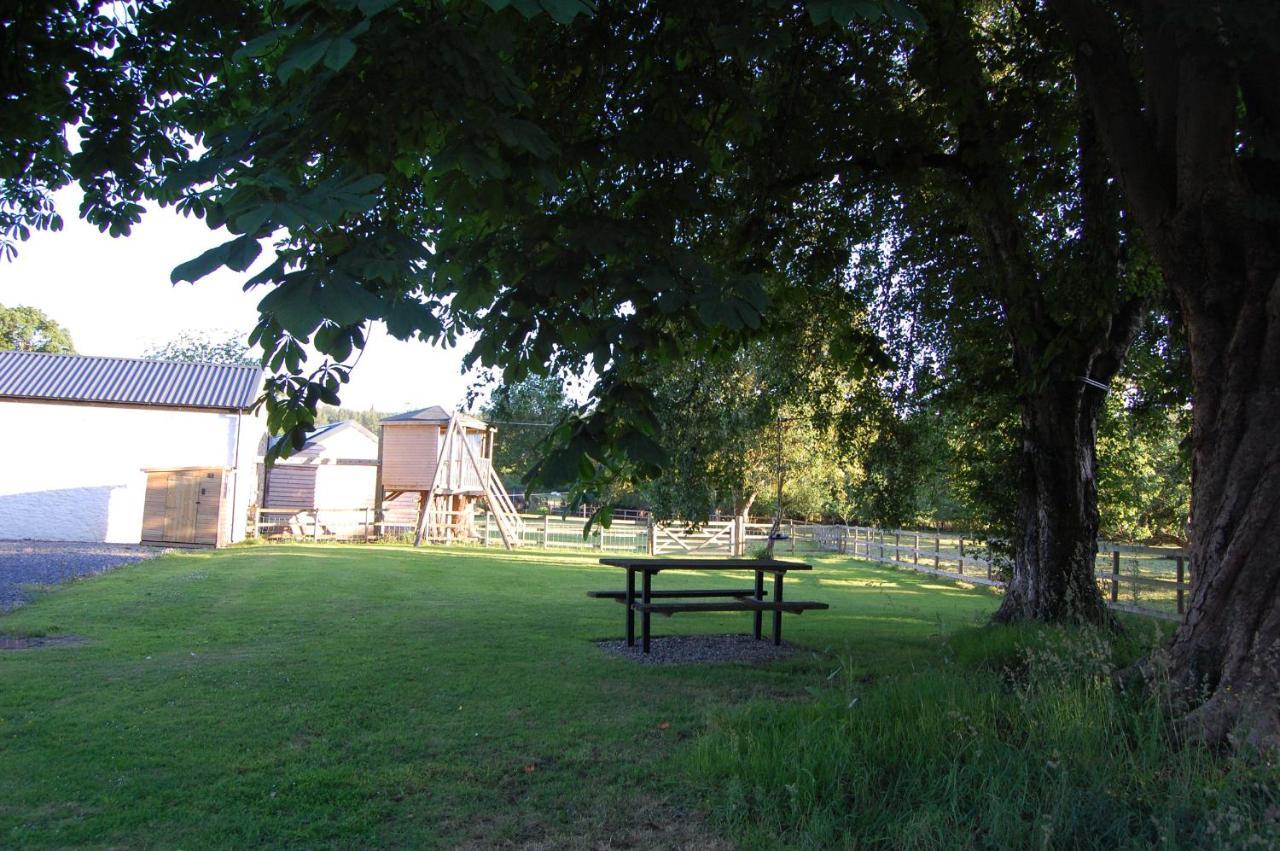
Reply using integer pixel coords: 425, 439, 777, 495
688, 624, 1279, 849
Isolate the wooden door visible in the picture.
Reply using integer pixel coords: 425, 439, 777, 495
168, 472, 201, 542
142, 469, 224, 546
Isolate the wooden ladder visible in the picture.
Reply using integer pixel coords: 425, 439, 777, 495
452, 422, 523, 549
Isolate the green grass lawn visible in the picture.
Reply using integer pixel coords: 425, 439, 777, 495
1, 545, 1273, 849
0, 544, 995, 848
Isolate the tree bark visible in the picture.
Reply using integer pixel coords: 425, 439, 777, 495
1157, 263, 1280, 748
995, 377, 1113, 623
1050, 0, 1280, 747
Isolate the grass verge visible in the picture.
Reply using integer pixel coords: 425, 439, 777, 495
688, 621, 1279, 849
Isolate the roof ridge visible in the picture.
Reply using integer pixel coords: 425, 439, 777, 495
0, 349, 259, 371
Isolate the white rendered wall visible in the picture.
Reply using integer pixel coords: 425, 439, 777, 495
0, 400, 265, 544
313, 464, 378, 510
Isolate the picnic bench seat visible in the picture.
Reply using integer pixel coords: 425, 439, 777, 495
633, 600, 828, 616
592, 557, 829, 653
587, 589, 768, 601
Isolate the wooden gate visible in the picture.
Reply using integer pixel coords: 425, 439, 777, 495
652, 520, 737, 555
142, 468, 227, 546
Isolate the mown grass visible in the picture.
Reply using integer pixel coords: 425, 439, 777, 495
0, 543, 994, 848
0, 544, 1272, 848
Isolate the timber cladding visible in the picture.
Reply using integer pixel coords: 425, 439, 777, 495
141, 468, 229, 547
379, 424, 442, 491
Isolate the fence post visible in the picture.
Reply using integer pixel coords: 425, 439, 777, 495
789, 520, 795, 554
879, 529, 886, 561
933, 534, 940, 570
1110, 549, 1121, 602
312, 511, 320, 542
543, 514, 550, 549
647, 516, 655, 555
893, 532, 900, 564
913, 533, 920, 565
363, 507, 370, 541
1176, 556, 1185, 614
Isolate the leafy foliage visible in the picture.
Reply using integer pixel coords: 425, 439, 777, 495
313, 404, 396, 433
0, 303, 74, 353
142, 329, 258, 366
478, 373, 575, 490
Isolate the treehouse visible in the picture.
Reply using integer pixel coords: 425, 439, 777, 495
376, 406, 524, 548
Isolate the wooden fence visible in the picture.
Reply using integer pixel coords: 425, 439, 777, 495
254, 508, 654, 551
251, 510, 1184, 621
254, 509, 784, 554
791, 524, 1189, 621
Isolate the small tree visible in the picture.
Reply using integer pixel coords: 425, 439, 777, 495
0, 304, 74, 353
480, 374, 575, 491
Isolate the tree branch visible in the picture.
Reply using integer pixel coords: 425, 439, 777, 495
1048, 0, 1175, 254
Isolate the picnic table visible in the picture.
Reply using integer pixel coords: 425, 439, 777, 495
590, 558, 829, 654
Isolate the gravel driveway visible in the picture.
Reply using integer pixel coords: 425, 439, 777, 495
0, 541, 165, 611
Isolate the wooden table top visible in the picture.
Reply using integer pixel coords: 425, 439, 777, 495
598, 558, 812, 572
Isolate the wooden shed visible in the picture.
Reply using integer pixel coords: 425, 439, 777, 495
376, 406, 523, 548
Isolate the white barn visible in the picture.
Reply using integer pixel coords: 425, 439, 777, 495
0, 351, 265, 547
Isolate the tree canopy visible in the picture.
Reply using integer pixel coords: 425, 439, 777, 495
142, 329, 258, 366
0, 303, 74, 353
478, 372, 575, 491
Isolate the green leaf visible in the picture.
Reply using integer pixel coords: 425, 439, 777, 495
232, 27, 298, 62
278, 39, 333, 82
171, 240, 232, 284
323, 38, 358, 71
357, 0, 399, 14
258, 276, 325, 338
226, 235, 262, 272
539, 0, 593, 24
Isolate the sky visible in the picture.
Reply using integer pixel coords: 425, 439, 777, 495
0, 187, 484, 413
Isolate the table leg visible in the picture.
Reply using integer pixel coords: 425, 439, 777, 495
642, 569, 653, 654
753, 570, 764, 641
773, 571, 784, 646
625, 569, 636, 647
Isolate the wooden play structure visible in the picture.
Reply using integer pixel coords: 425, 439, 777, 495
375, 406, 525, 549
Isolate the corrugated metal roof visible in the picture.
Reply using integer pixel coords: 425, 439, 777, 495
0, 351, 262, 411
381, 406, 489, 429
267, 419, 376, 452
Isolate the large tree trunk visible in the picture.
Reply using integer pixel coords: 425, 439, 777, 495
1159, 265, 1280, 748
996, 378, 1112, 623
1050, 0, 1280, 748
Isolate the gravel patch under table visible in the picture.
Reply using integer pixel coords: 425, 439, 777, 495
0, 541, 166, 611
596, 633, 805, 665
